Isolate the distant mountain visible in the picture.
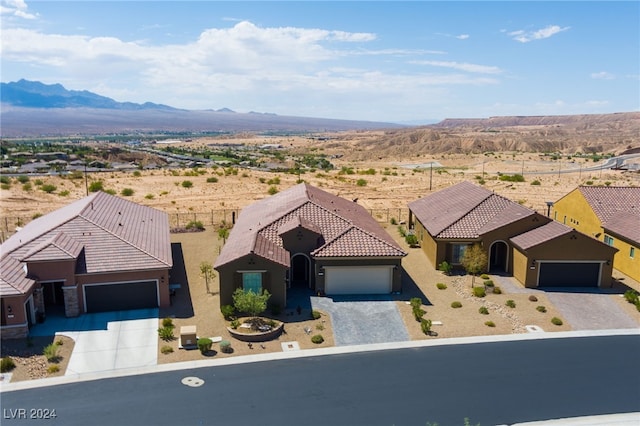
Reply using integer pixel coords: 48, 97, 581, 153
430, 113, 640, 128
1, 79, 178, 110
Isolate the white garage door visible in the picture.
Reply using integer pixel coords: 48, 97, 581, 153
324, 266, 393, 295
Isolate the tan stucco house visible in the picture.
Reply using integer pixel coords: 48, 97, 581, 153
552, 186, 640, 282
214, 183, 406, 309
408, 181, 617, 288
1, 192, 173, 339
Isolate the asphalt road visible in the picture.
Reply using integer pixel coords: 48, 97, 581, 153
2, 335, 639, 426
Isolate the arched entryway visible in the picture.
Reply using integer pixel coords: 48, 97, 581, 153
290, 253, 311, 288
489, 241, 508, 273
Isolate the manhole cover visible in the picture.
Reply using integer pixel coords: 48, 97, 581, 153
181, 376, 205, 387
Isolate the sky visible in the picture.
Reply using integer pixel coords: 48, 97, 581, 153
1, 1, 639, 123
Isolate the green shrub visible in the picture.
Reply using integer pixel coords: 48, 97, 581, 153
145, 193, 154, 199
316, 323, 325, 331
480, 274, 490, 280
484, 321, 496, 327
185, 220, 204, 231
531, 180, 541, 186
505, 299, 516, 308
390, 218, 397, 225
623, 290, 639, 305
421, 319, 432, 335
0, 176, 11, 184
133, 170, 142, 177
158, 326, 175, 341
181, 180, 193, 188
268, 186, 278, 195
162, 317, 174, 328
472, 287, 486, 298
483, 279, 494, 287
88, 181, 104, 192
121, 188, 134, 196
206, 177, 219, 183
479, 306, 489, 315
197, 338, 213, 354
221, 304, 235, 320
438, 261, 452, 275
405, 234, 418, 246
58, 190, 70, 197
536, 306, 547, 313
55, 339, 64, 346
34, 179, 43, 186
499, 174, 525, 182
1, 357, 16, 373
397, 226, 407, 237
41, 184, 57, 193
22, 182, 32, 192
436, 283, 448, 290
47, 365, 60, 374
311, 310, 321, 320
43, 343, 60, 362
161, 345, 174, 354
230, 319, 240, 329
105, 189, 116, 195
451, 301, 462, 308
409, 297, 422, 309
551, 317, 563, 326
17, 175, 29, 183
413, 306, 426, 321
311, 334, 324, 344
356, 178, 367, 187
528, 295, 538, 302
493, 286, 502, 294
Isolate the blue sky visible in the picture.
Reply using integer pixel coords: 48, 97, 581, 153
1, 1, 638, 123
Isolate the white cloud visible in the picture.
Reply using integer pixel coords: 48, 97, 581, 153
411, 60, 502, 74
591, 71, 615, 80
509, 25, 570, 43
456, 34, 470, 40
0, 0, 37, 19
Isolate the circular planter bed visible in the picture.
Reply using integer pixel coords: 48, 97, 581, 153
227, 319, 284, 342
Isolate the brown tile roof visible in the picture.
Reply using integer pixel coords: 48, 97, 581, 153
1, 192, 172, 297
313, 227, 407, 258
0, 256, 35, 297
577, 186, 640, 223
409, 181, 536, 239
602, 212, 640, 244
510, 221, 572, 250
214, 183, 406, 269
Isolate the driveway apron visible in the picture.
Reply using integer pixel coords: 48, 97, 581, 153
29, 309, 159, 376
545, 292, 638, 330
311, 296, 409, 346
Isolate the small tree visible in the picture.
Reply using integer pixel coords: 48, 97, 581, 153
200, 262, 215, 294
218, 226, 230, 243
461, 244, 487, 287
232, 287, 271, 329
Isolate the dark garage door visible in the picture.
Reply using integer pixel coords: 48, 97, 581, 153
538, 263, 600, 287
85, 281, 158, 313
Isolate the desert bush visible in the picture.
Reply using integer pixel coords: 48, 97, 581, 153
268, 186, 278, 195
499, 174, 525, 182
316, 323, 325, 331
185, 220, 204, 231
181, 180, 193, 188
483, 279, 494, 287
47, 365, 60, 374
413, 306, 426, 321
536, 306, 547, 313
493, 286, 502, 294
158, 326, 175, 341
17, 175, 29, 183
405, 234, 418, 246
221, 304, 235, 320
41, 184, 57, 193
478, 306, 489, 315
472, 287, 486, 298
438, 261, 452, 275
0, 176, 11, 184
121, 188, 134, 196
162, 317, 174, 328
436, 283, 447, 290
397, 226, 407, 237
528, 295, 538, 302
484, 321, 496, 327
390, 218, 398, 225
1, 357, 16, 373
105, 189, 116, 195
531, 180, 541, 185
59, 190, 70, 197
230, 319, 240, 329
161, 345, 174, 354
311, 310, 322, 320
88, 181, 104, 192
480, 274, 490, 280
55, 339, 63, 346
421, 319, 432, 335
311, 334, 324, 344
551, 317, 563, 326
409, 297, 422, 309
623, 290, 639, 305
206, 177, 218, 183
356, 178, 367, 187
197, 338, 213, 354
43, 343, 60, 362
145, 193, 154, 199
451, 301, 462, 308
505, 299, 516, 308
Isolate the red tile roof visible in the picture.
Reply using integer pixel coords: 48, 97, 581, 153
409, 181, 536, 238
602, 211, 640, 244
1, 192, 172, 297
575, 186, 640, 244
510, 221, 573, 250
214, 183, 406, 268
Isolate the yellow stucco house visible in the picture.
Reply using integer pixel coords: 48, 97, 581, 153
552, 186, 640, 283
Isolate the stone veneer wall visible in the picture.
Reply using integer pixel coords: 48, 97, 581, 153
1, 324, 29, 339
63, 286, 80, 317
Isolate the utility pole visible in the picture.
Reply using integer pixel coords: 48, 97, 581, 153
84, 163, 89, 196
429, 162, 433, 191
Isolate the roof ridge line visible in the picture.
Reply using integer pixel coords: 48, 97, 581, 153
437, 192, 495, 236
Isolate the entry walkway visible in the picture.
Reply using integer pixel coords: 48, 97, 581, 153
30, 309, 159, 376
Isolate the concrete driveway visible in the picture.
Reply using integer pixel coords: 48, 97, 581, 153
311, 295, 409, 346
30, 309, 159, 376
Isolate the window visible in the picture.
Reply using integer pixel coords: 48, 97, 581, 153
242, 272, 262, 293
604, 235, 614, 246
631, 247, 635, 259
451, 244, 468, 264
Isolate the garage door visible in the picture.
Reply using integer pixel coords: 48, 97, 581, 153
85, 281, 158, 313
324, 266, 393, 295
538, 262, 600, 287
